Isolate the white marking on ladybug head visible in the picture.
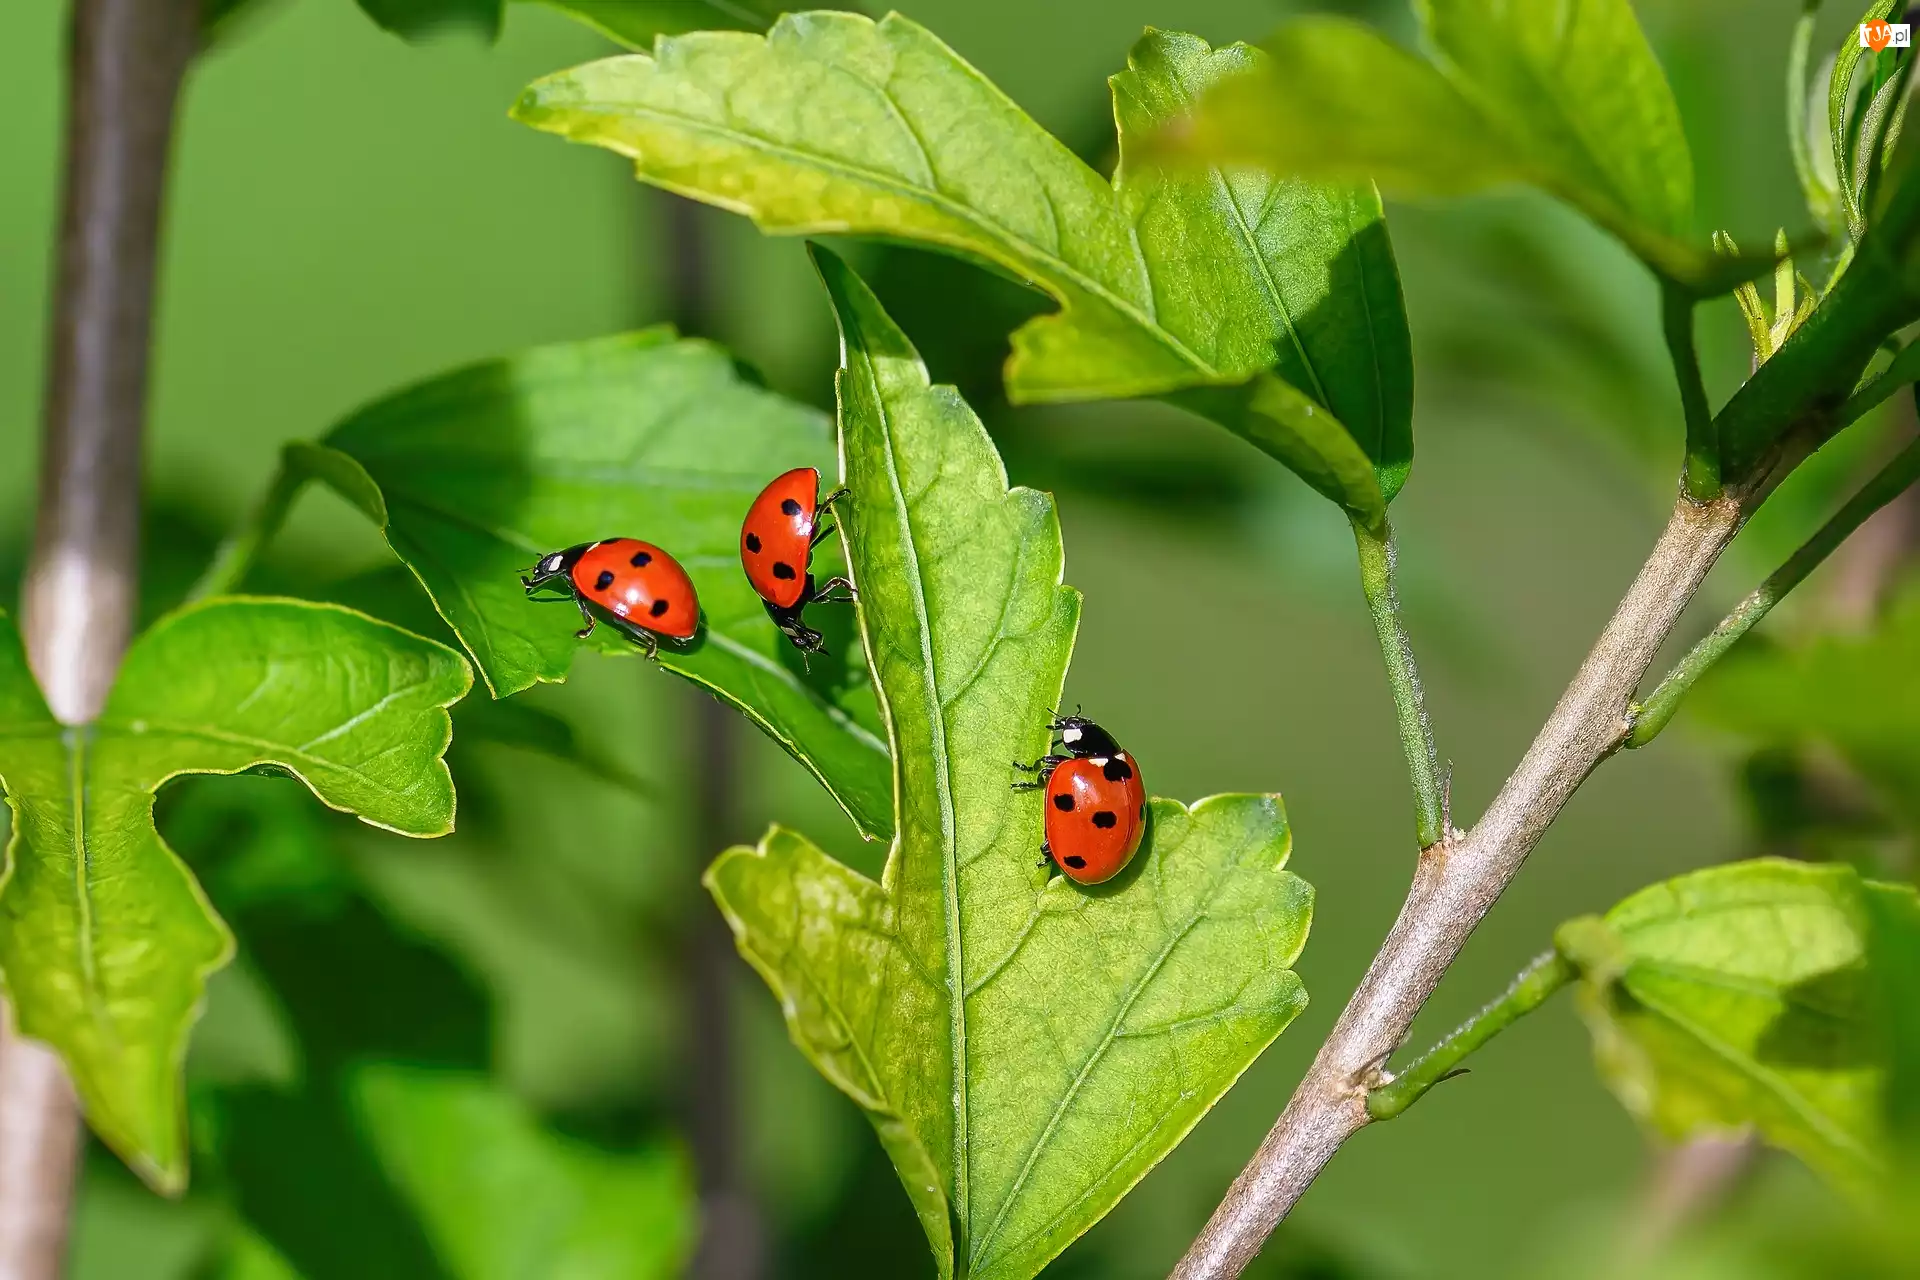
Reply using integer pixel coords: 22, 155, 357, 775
1061, 725, 1082, 744
541, 553, 566, 575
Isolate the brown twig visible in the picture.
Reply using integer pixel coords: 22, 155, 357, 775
1172, 494, 1747, 1279
0, 1, 198, 1274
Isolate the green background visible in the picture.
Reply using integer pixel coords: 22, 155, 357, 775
0, 0, 1877, 1274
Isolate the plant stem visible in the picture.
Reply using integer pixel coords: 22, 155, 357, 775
1351, 516, 1444, 851
1171, 494, 1745, 1280
1665, 283, 1721, 502
1364, 949, 1574, 1122
4, 0, 199, 1274
188, 448, 308, 601
1628, 432, 1920, 748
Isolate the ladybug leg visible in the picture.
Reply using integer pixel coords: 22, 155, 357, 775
1011, 754, 1066, 789
636, 630, 659, 661
809, 518, 837, 549
573, 594, 597, 640
811, 575, 855, 605
819, 485, 849, 509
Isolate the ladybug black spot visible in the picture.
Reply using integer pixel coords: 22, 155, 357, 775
1052, 793, 1074, 811
594, 570, 616, 591
1063, 855, 1087, 869
1092, 811, 1118, 829
781, 497, 803, 517
773, 561, 797, 580
630, 550, 652, 567
745, 532, 762, 553
649, 598, 670, 618
1102, 757, 1133, 782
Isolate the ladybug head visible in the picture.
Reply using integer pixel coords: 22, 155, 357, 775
521, 544, 590, 593
1053, 715, 1121, 759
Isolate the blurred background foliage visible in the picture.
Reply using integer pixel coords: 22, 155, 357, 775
2, 0, 1916, 1275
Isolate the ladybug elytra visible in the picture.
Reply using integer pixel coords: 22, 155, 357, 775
520, 537, 699, 659
1013, 714, 1148, 885
740, 466, 854, 656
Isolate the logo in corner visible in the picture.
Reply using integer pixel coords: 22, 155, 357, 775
1863, 19, 1912, 51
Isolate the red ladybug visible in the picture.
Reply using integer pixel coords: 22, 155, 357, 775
1013, 715, 1148, 885
740, 467, 853, 656
520, 538, 699, 659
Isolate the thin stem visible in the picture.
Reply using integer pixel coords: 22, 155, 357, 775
1351, 516, 1444, 851
188, 448, 309, 601
1365, 949, 1574, 1122
1836, 338, 1920, 429
663, 190, 766, 1280
1172, 495, 1746, 1280
1629, 432, 1920, 748
1665, 282, 1720, 502
4, 0, 199, 1274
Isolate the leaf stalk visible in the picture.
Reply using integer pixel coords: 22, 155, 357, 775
1628, 431, 1920, 748
188, 447, 311, 601
1351, 516, 1444, 850
1364, 949, 1575, 1122
1664, 282, 1720, 501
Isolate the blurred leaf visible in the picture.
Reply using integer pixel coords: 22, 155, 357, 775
514, 15, 1414, 522
519, 0, 788, 47
302, 328, 893, 841
1866, 883, 1920, 1160
0, 599, 468, 1191
706, 252, 1314, 1280
1556, 858, 1917, 1199
1790, 3, 1842, 236
1691, 582, 1920, 832
213, 886, 491, 1278
206, 1229, 305, 1280
353, 1065, 693, 1279
452, 697, 656, 798
354, 0, 501, 40
1172, 5, 1777, 293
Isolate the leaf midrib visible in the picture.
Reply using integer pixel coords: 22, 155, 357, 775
863, 351, 971, 1235
567, 99, 1215, 379
67, 729, 112, 1049
968, 844, 1222, 1269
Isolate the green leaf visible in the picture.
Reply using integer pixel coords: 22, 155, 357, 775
1557, 858, 1916, 1197
1833, 3, 1903, 240
517, 0, 788, 48
705, 250, 1314, 1280
0, 598, 469, 1190
353, 1065, 695, 1279
1173, 4, 1770, 293
355, 0, 501, 40
1690, 584, 1920, 833
513, 15, 1412, 521
304, 329, 893, 841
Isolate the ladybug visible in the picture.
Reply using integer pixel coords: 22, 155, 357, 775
740, 466, 853, 656
1013, 715, 1148, 885
520, 538, 699, 659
